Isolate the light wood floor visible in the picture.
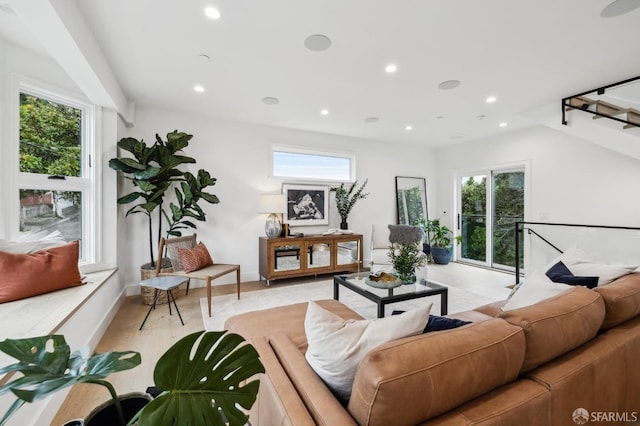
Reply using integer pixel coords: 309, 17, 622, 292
52, 263, 514, 424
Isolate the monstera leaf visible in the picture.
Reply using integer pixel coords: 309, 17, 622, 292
135, 331, 264, 426
0, 335, 141, 426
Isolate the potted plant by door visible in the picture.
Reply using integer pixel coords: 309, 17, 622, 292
0, 331, 264, 426
423, 219, 462, 265
330, 179, 369, 230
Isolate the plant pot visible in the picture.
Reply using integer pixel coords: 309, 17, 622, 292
62, 392, 152, 426
422, 244, 431, 255
340, 220, 348, 230
431, 246, 452, 265
397, 270, 416, 284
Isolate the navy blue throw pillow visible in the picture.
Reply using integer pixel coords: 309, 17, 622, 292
546, 261, 598, 289
391, 311, 471, 333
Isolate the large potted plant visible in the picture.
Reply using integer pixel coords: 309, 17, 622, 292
109, 131, 219, 283
422, 219, 462, 265
330, 179, 369, 230
0, 331, 264, 426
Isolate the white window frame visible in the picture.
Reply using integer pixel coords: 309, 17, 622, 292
270, 144, 356, 182
9, 75, 101, 269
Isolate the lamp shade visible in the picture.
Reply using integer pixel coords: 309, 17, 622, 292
259, 194, 284, 214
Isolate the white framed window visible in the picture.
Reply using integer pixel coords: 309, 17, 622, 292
271, 144, 355, 182
10, 77, 100, 266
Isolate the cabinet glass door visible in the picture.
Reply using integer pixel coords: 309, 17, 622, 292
273, 243, 302, 273
307, 243, 331, 270
336, 240, 360, 267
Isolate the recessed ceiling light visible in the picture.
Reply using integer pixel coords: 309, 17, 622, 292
405, 125, 413, 131
436, 115, 445, 119
304, 34, 332, 52
486, 96, 497, 103
499, 122, 508, 127
320, 109, 329, 116
438, 80, 461, 90
194, 85, 205, 93
601, 0, 640, 17
262, 97, 279, 105
364, 117, 379, 123
477, 114, 487, 120
204, 7, 221, 19
198, 54, 211, 61
385, 64, 398, 73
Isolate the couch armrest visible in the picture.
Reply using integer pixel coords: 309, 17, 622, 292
269, 333, 358, 426
250, 336, 315, 425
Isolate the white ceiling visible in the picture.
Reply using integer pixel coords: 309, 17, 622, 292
1, 0, 640, 147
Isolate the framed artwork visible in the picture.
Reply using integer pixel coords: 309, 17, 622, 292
282, 184, 329, 226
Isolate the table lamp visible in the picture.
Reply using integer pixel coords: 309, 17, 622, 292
259, 194, 285, 238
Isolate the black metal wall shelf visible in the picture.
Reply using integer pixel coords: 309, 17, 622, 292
561, 76, 640, 130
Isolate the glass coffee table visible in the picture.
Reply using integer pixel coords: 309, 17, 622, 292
333, 273, 448, 318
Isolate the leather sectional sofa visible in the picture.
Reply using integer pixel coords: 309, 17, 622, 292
225, 272, 640, 425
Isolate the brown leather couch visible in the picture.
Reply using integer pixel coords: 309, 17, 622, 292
225, 273, 640, 425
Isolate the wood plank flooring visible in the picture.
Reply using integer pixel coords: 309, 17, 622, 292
52, 263, 514, 424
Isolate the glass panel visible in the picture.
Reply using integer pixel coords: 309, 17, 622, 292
460, 175, 487, 262
273, 243, 301, 272
336, 240, 360, 266
19, 189, 82, 252
307, 243, 331, 269
272, 150, 351, 181
19, 93, 82, 177
492, 171, 524, 269
395, 177, 428, 226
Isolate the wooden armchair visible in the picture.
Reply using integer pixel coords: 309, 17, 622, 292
156, 234, 240, 317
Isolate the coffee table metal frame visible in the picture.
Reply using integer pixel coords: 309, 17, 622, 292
333, 273, 448, 318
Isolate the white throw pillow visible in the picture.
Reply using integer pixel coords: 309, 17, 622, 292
545, 246, 636, 286
304, 300, 432, 401
0, 231, 67, 253
502, 272, 572, 311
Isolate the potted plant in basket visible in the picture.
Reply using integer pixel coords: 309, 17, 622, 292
422, 219, 462, 265
0, 331, 264, 426
108, 131, 219, 279
330, 179, 369, 230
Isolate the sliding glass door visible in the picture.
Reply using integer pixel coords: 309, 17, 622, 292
459, 168, 524, 271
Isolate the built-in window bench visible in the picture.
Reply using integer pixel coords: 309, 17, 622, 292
0, 268, 117, 382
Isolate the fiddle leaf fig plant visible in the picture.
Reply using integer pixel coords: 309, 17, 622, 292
0, 335, 141, 426
109, 130, 218, 268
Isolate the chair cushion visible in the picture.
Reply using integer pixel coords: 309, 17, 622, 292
176, 242, 213, 273
0, 240, 83, 303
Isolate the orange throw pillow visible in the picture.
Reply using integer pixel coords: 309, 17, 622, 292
0, 240, 84, 303
177, 242, 214, 273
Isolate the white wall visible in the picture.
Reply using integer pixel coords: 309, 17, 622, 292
116, 106, 437, 287
433, 124, 640, 265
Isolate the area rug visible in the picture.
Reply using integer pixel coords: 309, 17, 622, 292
201, 278, 504, 331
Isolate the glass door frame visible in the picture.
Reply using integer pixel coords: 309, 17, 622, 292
454, 161, 530, 271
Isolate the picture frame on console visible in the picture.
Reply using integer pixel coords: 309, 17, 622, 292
283, 184, 329, 226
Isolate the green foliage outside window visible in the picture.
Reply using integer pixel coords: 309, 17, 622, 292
19, 93, 82, 177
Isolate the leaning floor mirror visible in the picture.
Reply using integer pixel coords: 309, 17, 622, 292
395, 176, 428, 226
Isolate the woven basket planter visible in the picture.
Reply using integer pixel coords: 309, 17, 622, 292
140, 259, 187, 305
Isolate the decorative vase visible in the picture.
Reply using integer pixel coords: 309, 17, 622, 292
431, 246, 452, 265
340, 219, 348, 230
397, 270, 416, 285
